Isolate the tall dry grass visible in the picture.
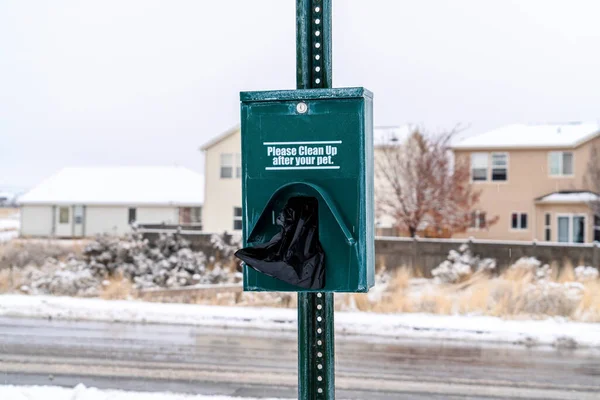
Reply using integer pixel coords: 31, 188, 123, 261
0, 240, 81, 270
336, 262, 600, 322
576, 280, 600, 322
100, 273, 135, 300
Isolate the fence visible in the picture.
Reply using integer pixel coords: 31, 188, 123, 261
376, 236, 599, 277
140, 229, 599, 278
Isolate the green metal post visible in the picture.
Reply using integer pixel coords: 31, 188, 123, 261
298, 292, 335, 399
296, 1, 334, 399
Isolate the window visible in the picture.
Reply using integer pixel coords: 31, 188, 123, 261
59, 207, 70, 224
233, 207, 242, 231
235, 153, 241, 178
511, 212, 528, 230
471, 152, 508, 182
549, 151, 574, 176
191, 207, 202, 224
491, 153, 508, 181
545, 213, 551, 241
220, 153, 233, 178
74, 206, 84, 225
557, 216, 569, 243
179, 207, 202, 226
595, 215, 600, 242
220, 153, 242, 179
573, 215, 585, 243
128, 208, 137, 224
470, 211, 486, 229
557, 215, 586, 243
471, 153, 488, 181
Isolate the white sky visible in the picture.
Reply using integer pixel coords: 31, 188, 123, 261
2, 0, 600, 188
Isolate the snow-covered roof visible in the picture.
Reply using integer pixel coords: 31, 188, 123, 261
18, 166, 204, 206
374, 125, 412, 146
536, 191, 599, 204
452, 122, 600, 150
199, 125, 240, 151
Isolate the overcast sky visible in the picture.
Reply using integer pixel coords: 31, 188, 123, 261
2, 0, 600, 189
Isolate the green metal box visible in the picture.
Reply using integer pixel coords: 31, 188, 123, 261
240, 87, 374, 292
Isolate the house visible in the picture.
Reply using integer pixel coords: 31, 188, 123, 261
200, 124, 410, 234
200, 125, 242, 233
452, 122, 600, 243
18, 166, 204, 237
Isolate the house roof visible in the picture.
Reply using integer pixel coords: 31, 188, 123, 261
199, 125, 240, 151
18, 166, 204, 206
535, 191, 599, 204
452, 122, 600, 150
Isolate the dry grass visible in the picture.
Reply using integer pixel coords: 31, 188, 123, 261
3, 234, 599, 323
388, 267, 412, 292
557, 264, 576, 283
0, 268, 12, 292
0, 265, 28, 293
576, 280, 600, 322
0, 240, 81, 270
331, 263, 600, 322
100, 274, 135, 300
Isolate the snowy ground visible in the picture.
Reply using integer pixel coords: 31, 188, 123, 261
0, 230, 18, 242
1, 294, 599, 349
0, 212, 19, 242
0, 384, 287, 400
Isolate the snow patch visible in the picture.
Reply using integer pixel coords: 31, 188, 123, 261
432, 244, 496, 283
0, 217, 19, 231
537, 191, 599, 204
575, 266, 600, 282
0, 213, 19, 242
0, 384, 288, 400
0, 230, 18, 243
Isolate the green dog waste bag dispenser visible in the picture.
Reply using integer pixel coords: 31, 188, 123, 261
235, 88, 375, 293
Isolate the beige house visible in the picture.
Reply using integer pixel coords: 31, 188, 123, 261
452, 122, 600, 243
200, 125, 242, 233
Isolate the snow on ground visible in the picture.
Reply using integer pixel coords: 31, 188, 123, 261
0, 212, 20, 242
1, 294, 600, 349
0, 218, 19, 231
0, 230, 18, 242
0, 384, 288, 400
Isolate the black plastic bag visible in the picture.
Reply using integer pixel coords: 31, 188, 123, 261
235, 197, 325, 289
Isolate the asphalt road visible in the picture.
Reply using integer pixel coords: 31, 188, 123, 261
1, 316, 599, 399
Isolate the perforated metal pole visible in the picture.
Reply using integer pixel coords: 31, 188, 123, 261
296, 0, 332, 90
296, 1, 334, 399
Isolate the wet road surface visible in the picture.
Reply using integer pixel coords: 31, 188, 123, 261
1, 316, 599, 399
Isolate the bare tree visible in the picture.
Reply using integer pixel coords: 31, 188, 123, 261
375, 127, 494, 237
